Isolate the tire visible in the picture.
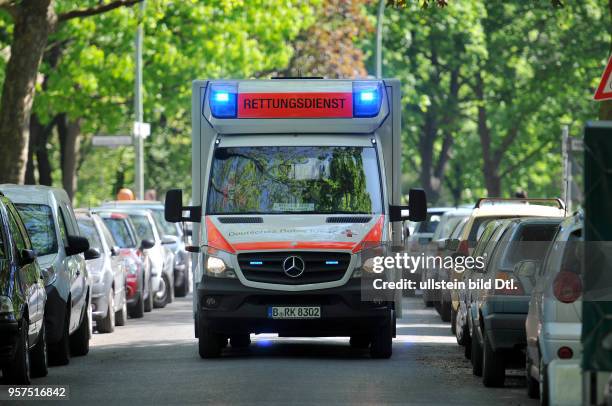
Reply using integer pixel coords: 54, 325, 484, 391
370, 311, 393, 359
70, 303, 90, 357
198, 319, 222, 358
526, 352, 540, 399
539, 358, 549, 406
455, 310, 469, 347
230, 334, 251, 349
471, 330, 483, 377
144, 277, 153, 313
464, 336, 472, 360
3, 320, 30, 384
350, 335, 370, 349
450, 307, 457, 335
439, 297, 451, 322
482, 330, 505, 387
97, 291, 115, 334
30, 322, 48, 378
174, 270, 188, 297
115, 296, 127, 327
153, 275, 168, 309
128, 290, 145, 319
48, 306, 70, 366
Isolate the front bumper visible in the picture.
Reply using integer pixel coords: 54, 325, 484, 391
45, 285, 68, 345
0, 320, 19, 365
197, 276, 391, 337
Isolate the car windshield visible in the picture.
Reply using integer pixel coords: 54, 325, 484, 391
129, 214, 155, 241
77, 218, 103, 251
14, 203, 58, 256
102, 218, 136, 248
206, 146, 382, 215
151, 209, 178, 236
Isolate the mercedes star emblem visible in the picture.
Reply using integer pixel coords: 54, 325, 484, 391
282, 255, 305, 278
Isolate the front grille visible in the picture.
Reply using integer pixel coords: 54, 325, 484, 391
237, 251, 351, 285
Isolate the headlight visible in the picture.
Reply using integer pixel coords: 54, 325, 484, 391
352, 245, 386, 278
0, 296, 13, 314
42, 266, 57, 286
204, 248, 236, 279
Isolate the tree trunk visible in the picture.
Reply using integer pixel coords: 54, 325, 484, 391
57, 114, 80, 201
600, 0, 612, 119
24, 115, 40, 184
0, 0, 56, 184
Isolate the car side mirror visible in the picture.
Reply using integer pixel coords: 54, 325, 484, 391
162, 235, 178, 245
84, 247, 101, 260
20, 249, 37, 265
165, 189, 201, 223
140, 238, 155, 250
111, 246, 121, 256
514, 260, 539, 279
389, 189, 427, 222
66, 235, 90, 256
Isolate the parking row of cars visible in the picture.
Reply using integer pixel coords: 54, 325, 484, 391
0, 185, 190, 384
410, 198, 582, 405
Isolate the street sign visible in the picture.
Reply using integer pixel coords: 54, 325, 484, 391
133, 121, 150, 138
92, 135, 132, 147
594, 56, 612, 101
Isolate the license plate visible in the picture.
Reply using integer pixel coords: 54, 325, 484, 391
267, 306, 321, 319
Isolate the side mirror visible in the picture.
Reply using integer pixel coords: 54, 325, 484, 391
162, 235, 178, 245
514, 260, 539, 279
140, 238, 155, 250
111, 246, 121, 256
165, 189, 201, 223
66, 235, 90, 256
84, 247, 101, 260
20, 249, 37, 266
389, 188, 427, 222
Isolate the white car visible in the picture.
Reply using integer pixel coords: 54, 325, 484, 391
0, 185, 93, 365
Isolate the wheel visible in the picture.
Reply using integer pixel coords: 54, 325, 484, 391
128, 290, 145, 319
198, 318, 222, 358
70, 303, 90, 357
3, 320, 30, 384
450, 306, 457, 335
527, 352, 540, 399
230, 334, 251, 349
144, 276, 153, 312
350, 335, 370, 349
29, 322, 48, 378
539, 357, 549, 406
153, 275, 168, 309
455, 309, 469, 346
48, 306, 70, 366
471, 330, 483, 377
97, 290, 115, 334
115, 296, 127, 327
439, 297, 451, 322
174, 270, 188, 297
370, 310, 393, 359
482, 330, 505, 387
464, 336, 472, 360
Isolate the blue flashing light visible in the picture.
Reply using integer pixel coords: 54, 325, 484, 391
325, 260, 339, 265
209, 83, 237, 118
250, 261, 263, 266
353, 81, 383, 118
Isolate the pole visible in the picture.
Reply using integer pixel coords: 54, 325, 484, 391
134, 0, 146, 199
375, 0, 385, 78
561, 125, 570, 213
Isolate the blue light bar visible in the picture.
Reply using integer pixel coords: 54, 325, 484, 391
325, 260, 339, 265
353, 81, 383, 118
209, 83, 237, 118
250, 261, 263, 266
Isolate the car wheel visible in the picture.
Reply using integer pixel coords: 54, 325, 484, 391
450, 307, 457, 335
527, 351, 540, 399
471, 330, 483, 377
539, 357, 549, 406
153, 275, 168, 309
230, 334, 251, 349
30, 322, 48, 378
370, 310, 393, 359
144, 276, 153, 312
70, 303, 91, 357
482, 330, 505, 387
464, 336, 472, 360
129, 289, 145, 319
3, 319, 30, 384
115, 296, 127, 327
350, 335, 370, 349
174, 271, 188, 297
97, 291, 115, 334
48, 306, 70, 366
456, 310, 470, 347
439, 298, 451, 322
198, 320, 222, 358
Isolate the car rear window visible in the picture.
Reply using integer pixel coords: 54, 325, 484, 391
129, 215, 155, 241
498, 223, 560, 270
14, 203, 58, 256
102, 218, 136, 248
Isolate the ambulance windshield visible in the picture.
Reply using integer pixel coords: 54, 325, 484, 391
207, 146, 382, 215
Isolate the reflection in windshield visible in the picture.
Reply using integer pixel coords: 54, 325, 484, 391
207, 146, 382, 215
151, 209, 178, 236
15, 204, 58, 256
77, 218, 103, 251
103, 218, 136, 248
129, 215, 154, 241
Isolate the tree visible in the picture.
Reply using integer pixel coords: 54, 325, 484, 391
0, 0, 143, 185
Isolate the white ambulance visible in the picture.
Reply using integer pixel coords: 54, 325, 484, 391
165, 78, 426, 358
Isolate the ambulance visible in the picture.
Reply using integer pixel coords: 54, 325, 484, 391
164, 78, 426, 359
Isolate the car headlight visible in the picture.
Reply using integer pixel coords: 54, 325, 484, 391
42, 265, 57, 286
352, 245, 386, 278
0, 296, 13, 314
204, 248, 236, 279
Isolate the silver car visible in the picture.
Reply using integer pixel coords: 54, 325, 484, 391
76, 210, 128, 333
525, 213, 583, 402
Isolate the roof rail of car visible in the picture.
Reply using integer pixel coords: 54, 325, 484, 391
474, 197, 565, 210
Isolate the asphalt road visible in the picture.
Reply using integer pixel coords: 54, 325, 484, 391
13, 295, 537, 406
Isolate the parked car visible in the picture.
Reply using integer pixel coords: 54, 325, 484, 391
0, 185, 93, 366
100, 208, 174, 308
468, 217, 563, 388
0, 193, 47, 384
525, 213, 584, 403
76, 210, 128, 333
100, 200, 191, 297
422, 208, 472, 308
94, 210, 153, 317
